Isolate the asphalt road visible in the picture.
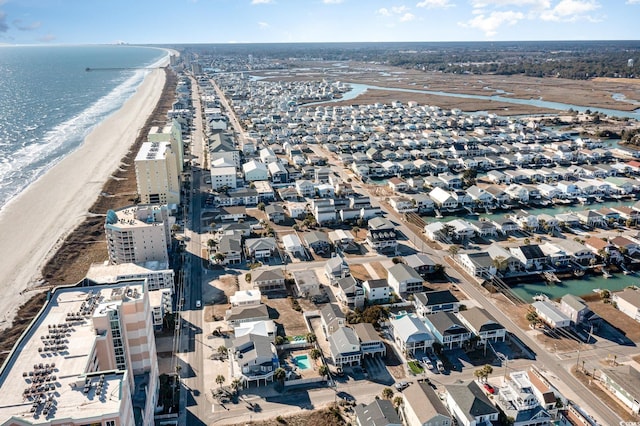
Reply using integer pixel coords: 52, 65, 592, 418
310, 145, 621, 425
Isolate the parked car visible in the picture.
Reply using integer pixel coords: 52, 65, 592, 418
422, 357, 434, 370
395, 381, 410, 391
436, 360, 445, 373
483, 383, 495, 394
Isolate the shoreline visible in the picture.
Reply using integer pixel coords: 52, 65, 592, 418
0, 61, 167, 328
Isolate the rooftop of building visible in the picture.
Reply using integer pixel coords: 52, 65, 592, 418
135, 141, 172, 162
0, 282, 148, 424
105, 204, 167, 230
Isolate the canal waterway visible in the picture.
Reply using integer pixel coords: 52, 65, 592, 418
510, 273, 638, 302
310, 82, 640, 120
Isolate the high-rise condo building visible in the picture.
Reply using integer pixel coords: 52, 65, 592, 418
105, 205, 171, 265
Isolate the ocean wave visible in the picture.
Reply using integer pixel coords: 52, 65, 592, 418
0, 62, 159, 209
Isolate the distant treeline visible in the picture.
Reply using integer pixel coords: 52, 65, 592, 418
163, 40, 640, 80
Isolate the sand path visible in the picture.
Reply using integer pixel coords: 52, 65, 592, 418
0, 65, 167, 328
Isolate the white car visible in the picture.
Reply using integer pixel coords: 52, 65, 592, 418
422, 357, 434, 370
195, 300, 201, 308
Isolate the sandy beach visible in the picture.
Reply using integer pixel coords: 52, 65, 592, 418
0, 64, 167, 329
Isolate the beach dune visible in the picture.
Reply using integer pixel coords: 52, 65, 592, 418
0, 66, 167, 329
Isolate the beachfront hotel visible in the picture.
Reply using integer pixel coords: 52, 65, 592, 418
105, 205, 171, 265
147, 120, 184, 174
0, 280, 159, 425
134, 141, 181, 205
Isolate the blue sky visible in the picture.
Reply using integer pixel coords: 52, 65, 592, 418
0, 0, 639, 45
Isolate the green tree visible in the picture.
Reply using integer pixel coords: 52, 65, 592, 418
393, 395, 403, 409
306, 332, 317, 343
217, 345, 227, 356
310, 348, 321, 360
213, 252, 226, 263
274, 335, 285, 346
273, 367, 286, 384
318, 365, 329, 378
381, 387, 394, 400
526, 310, 540, 328
230, 378, 242, 395
215, 374, 226, 388
257, 202, 266, 211
447, 245, 459, 256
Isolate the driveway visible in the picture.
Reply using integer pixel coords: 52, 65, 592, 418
362, 356, 394, 385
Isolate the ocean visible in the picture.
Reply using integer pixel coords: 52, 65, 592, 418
0, 45, 167, 210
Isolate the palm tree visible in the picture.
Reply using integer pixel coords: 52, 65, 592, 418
447, 245, 459, 256
318, 365, 329, 379
230, 378, 242, 395
215, 374, 226, 388
273, 367, 286, 384
310, 348, 321, 360
393, 395, 403, 409
481, 364, 493, 383
491, 256, 507, 273
381, 387, 394, 400
213, 252, 226, 264
306, 332, 317, 344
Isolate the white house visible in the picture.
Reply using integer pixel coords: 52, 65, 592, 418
388, 263, 424, 295
612, 288, 640, 322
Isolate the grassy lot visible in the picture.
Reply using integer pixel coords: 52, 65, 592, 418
349, 264, 371, 281
248, 405, 346, 426
588, 300, 640, 342
264, 297, 310, 337
408, 360, 424, 375
371, 262, 388, 279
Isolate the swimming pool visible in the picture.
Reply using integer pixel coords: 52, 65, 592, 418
294, 354, 312, 370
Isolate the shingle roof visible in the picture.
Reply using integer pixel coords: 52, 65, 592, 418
354, 399, 401, 426
445, 381, 499, 421
403, 382, 450, 424
459, 307, 504, 333
388, 263, 422, 283
414, 290, 459, 307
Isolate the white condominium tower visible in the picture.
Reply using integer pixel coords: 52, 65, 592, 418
135, 141, 180, 205
105, 205, 171, 265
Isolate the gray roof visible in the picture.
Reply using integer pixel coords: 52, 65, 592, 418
601, 365, 640, 402
404, 253, 436, 269
364, 279, 389, 289
614, 288, 640, 308
561, 294, 589, 312
388, 263, 423, 283
232, 334, 274, 365
352, 322, 381, 344
320, 303, 345, 324
337, 275, 360, 293
219, 234, 242, 253
226, 304, 269, 322
368, 216, 394, 230
304, 230, 330, 245
245, 237, 277, 252
329, 326, 360, 356
445, 381, 499, 421
264, 204, 284, 215
459, 307, 504, 333
403, 382, 450, 424
415, 290, 459, 307
464, 252, 494, 268
425, 312, 469, 336
354, 399, 401, 426
252, 268, 284, 283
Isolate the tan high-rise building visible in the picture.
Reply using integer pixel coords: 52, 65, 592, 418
105, 204, 171, 265
147, 120, 184, 174
0, 280, 160, 426
135, 141, 180, 205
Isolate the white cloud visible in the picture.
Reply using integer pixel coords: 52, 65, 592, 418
539, 0, 600, 21
251, 0, 273, 4
416, 0, 454, 8
376, 7, 391, 16
400, 12, 416, 21
460, 10, 524, 36
391, 5, 410, 14
323, 0, 344, 3
470, 0, 549, 7
627, 0, 640, 4
258, 22, 270, 29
